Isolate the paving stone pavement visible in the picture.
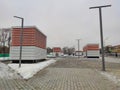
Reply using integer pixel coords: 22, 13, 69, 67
1, 57, 120, 90
27, 57, 120, 90
0, 78, 35, 90
28, 68, 119, 90
0, 62, 35, 90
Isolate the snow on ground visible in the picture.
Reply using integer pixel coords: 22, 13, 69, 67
0, 62, 20, 79
100, 71, 120, 84
8, 59, 56, 79
104, 57, 120, 63
0, 57, 10, 61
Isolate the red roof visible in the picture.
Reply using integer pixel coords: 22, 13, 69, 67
83, 44, 99, 51
53, 47, 61, 52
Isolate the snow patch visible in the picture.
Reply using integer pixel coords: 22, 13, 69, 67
100, 71, 120, 84
0, 62, 20, 79
0, 57, 10, 60
8, 59, 56, 79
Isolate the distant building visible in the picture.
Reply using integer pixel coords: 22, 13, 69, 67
111, 45, 120, 53
105, 45, 120, 53
83, 44, 99, 58
52, 47, 62, 57
104, 45, 113, 53
104, 45, 120, 57
10, 26, 47, 62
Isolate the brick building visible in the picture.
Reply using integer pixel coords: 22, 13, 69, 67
10, 26, 46, 62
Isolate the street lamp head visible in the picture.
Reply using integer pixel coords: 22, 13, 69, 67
14, 16, 23, 19
89, 5, 111, 9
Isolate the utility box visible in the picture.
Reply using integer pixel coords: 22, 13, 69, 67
10, 26, 47, 61
83, 44, 99, 58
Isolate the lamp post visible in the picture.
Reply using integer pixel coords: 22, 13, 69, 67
89, 5, 111, 71
76, 39, 81, 58
14, 16, 24, 68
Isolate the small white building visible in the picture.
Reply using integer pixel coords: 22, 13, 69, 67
83, 44, 100, 58
52, 47, 62, 57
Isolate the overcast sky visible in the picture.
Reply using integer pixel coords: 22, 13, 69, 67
0, 0, 120, 50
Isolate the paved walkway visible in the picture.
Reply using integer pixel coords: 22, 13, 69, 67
27, 58, 120, 90
105, 57, 120, 63
0, 57, 120, 90
28, 67, 119, 90
0, 62, 35, 90
0, 78, 35, 90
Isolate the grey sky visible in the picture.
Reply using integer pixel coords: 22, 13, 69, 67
0, 0, 120, 50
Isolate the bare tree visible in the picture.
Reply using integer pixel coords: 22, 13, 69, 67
47, 47, 53, 54
62, 47, 75, 55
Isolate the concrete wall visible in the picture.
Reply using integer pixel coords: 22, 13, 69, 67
83, 50, 99, 58
10, 46, 46, 60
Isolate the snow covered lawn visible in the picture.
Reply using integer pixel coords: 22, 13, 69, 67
8, 59, 56, 79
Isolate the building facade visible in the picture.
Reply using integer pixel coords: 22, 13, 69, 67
83, 44, 99, 58
52, 47, 62, 57
10, 26, 46, 61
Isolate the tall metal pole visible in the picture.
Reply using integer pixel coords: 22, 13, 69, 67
99, 8, 105, 71
78, 39, 80, 58
89, 5, 111, 71
77, 39, 81, 58
14, 16, 24, 68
